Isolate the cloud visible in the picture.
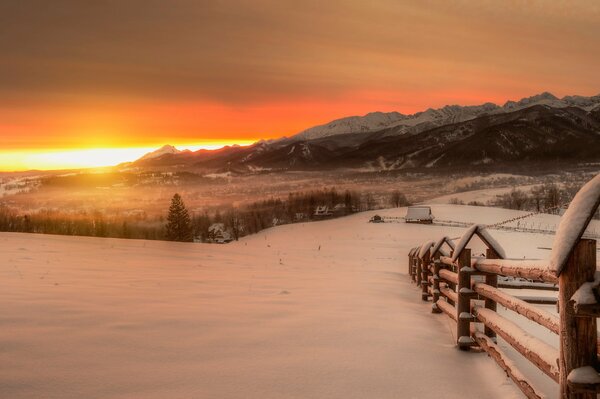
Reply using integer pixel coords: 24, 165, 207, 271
0, 0, 599, 151
2, 0, 599, 103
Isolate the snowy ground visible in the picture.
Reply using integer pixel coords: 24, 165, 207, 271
1, 204, 589, 398
428, 185, 538, 206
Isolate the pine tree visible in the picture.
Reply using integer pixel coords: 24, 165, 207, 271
166, 193, 194, 242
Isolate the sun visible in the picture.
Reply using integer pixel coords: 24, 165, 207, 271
0, 141, 256, 171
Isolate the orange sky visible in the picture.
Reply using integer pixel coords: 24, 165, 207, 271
1, 1, 600, 170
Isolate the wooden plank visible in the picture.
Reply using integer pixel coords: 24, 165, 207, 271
498, 281, 559, 291
436, 299, 456, 322
440, 256, 454, 267
474, 259, 557, 283
440, 286, 458, 304
473, 282, 560, 335
439, 269, 458, 285
515, 296, 558, 305
558, 239, 597, 399
473, 332, 546, 399
473, 306, 560, 383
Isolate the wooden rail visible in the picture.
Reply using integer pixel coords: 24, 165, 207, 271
406, 173, 600, 399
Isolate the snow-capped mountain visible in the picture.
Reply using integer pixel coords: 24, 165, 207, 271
131, 92, 600, 172
291, 111, 407, 141
138, 145, 182, 161
288, 92, 600, 142
132, 101, 600, 172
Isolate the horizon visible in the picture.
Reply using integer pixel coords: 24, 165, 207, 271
2, 89, 599, 172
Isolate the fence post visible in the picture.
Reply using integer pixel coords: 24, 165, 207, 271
432, 257, 442, 313
421, 251, 430, 301
558, 239, 597, 399
446, 250, 456, 306
416, 256, 422, 286
457, 248, 474, 350
485, 248, 499, 340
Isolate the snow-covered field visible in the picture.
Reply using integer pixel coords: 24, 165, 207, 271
428, 184, 538, 206
1, 204, 589, 398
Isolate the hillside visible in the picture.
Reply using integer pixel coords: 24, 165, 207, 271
1, 204, 583, 398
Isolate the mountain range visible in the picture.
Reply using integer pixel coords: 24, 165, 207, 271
130, 92, 600, 173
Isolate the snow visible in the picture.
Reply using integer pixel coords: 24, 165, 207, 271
567, 366, 600, 385
550, 173, 600, 274
418, 240, 434, 259
0, 205, 529, 399
138, 144, 181, 161
450, 224, 506, 262
291, 111, 406, 141
477, 226, 507, 259
406, 206, 433, 222
571, 271, 600, 309
451, 225, 480, 262
430, 237, 455, 258
473, 307, 559, 379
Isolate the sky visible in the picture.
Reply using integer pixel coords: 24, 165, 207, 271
1, 0, 600, 170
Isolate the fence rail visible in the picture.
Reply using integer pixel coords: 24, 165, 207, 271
406, 173, 600, 399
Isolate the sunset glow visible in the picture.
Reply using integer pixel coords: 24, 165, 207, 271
0, 141, 255, 171
1, 1, 599, 171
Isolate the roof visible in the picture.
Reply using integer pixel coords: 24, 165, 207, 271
406, 206, 433, 220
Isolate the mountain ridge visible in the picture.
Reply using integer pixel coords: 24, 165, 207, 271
133, 92, 600, 172
287, 91, 600, 142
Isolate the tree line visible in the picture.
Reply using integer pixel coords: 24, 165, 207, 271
0, 188, 411, 243
450, 182, 599, 217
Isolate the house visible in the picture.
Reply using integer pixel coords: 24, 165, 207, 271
208, 223, 233, 244
333, 203, 347, 216
314, 205, 333, 218
369, 214, 384, 223
405, 206, 434, 224
294, 212, 307, 221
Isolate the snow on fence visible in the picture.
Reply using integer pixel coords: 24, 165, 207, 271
407, 173, 600, 399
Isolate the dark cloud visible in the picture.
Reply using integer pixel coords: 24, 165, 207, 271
1, 0, 599, 106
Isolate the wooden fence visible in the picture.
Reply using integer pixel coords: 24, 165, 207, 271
407, 174, 600, 399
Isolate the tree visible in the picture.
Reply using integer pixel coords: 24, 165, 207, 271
390, 190, 409, 207
544, 183, 561, 212
166, 193, 194, 242
509, 188, 528, 210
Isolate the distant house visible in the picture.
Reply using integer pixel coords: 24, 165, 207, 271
208, 223, 233, 244
295, 212, 307, 221
314, 205, 333, 218
405, 206, 434, 224
369, 214, 384, 223
333, 203, 347, 216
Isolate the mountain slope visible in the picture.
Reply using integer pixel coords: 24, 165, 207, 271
138, 144, 183, 161
335, 105, 600, 170
287, 92, 600, 143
